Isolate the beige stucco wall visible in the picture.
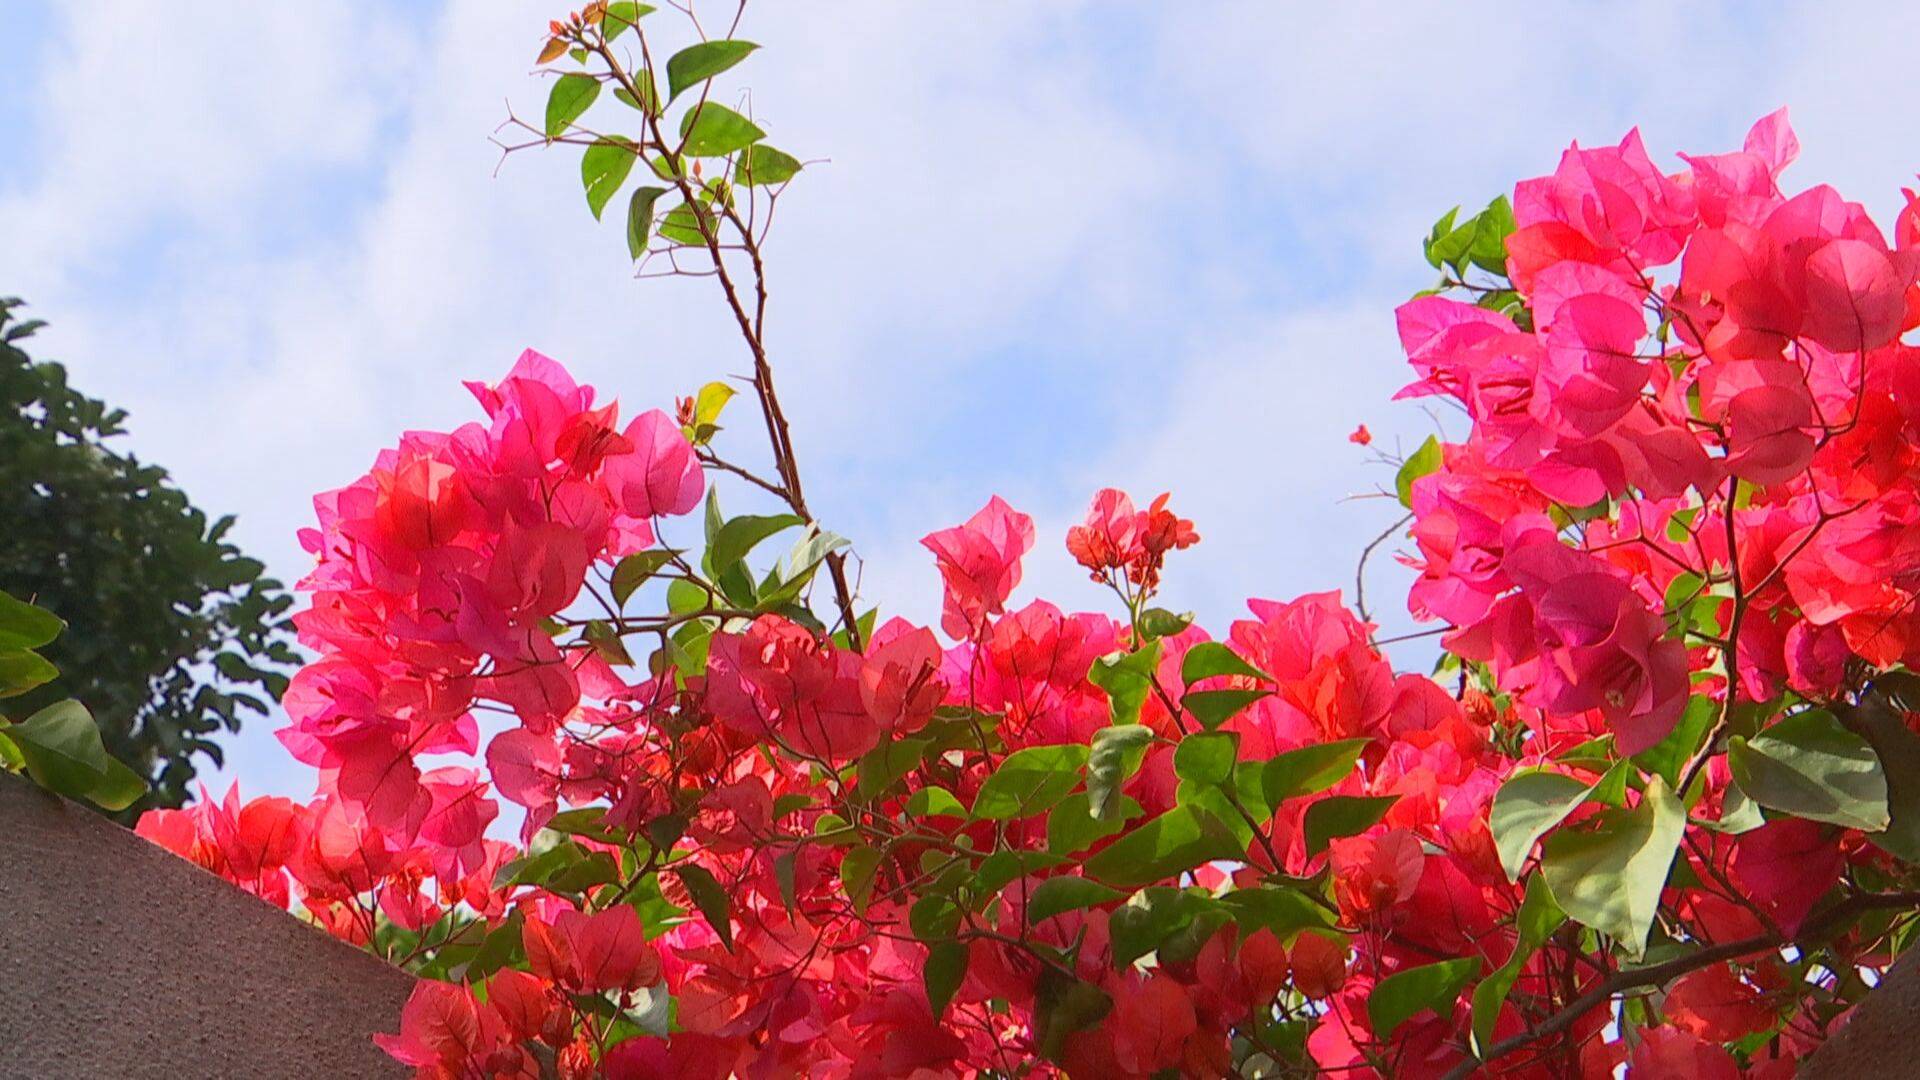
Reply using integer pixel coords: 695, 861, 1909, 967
0, 772, 412, 1079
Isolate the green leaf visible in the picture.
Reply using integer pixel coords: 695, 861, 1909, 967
658, 201, 714, 245
1173, 731, 1238, 787
0, 648, 59, 697
1396, 435, 1443, 508
625, 184, 669, 258
464, 909, 526, 981
710, 513, 803, 574
1047, 791, 1140, 856
974, 744, 1089, 820
692, 380, 735, 427
7, 699, 147, 810
543, 807, 619, 842
609, 548, 679, 607
664, 577, 708, 617
1429, 211, 1479, 272
734, 143, 802, 187
1026, 876, 1125, 925
756, 526, 847, 611
1109, 887, 1207, 967
1086, 723, 1153, 819
646, 812, 689, 851
1847, 698, 1920, 862
1303, 795, 1399, 856
1540, 776, 1684, 958
675, 863, 733, 950
678, 103, 765, 157
1471, 873, 1563, 1056
1635, 695, 1715, 789
840, 845, 883, 914
495, 839, 616, 895
1035, 976, 1112, 1062
601, 1, 654, 42
1707, 775, 1767, 834
581, 137, 638, 220
1083, 806, 1243, 888
774, 849, 798, 910
905, 786, 967, 818
924, 939, 968, 1019
1262, 739, 1368, 804
1183, 688, 1271, 730
1180, 641, 1270, 685
1423, 206, 1459, 269
1218, 885, 1334, 936
0, 730, 22, 772
1490, 769, 1596, 882
1467, 195, 1516, 275
1369, 957, 1479, 1040
1729, 709, 1890, 832
1175, 768, 1269, 850
856, 736, 929, 800
614, 76, 662, 118
974, 850, 1069, 899
1089, 643, 1162, 727
0, 590, 62, 650
1136, 608, 1194, 641
545, 73, 601, 137
666, 40, 760, 101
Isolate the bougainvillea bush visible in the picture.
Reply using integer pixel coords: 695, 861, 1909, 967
129, 4, 1920, 1078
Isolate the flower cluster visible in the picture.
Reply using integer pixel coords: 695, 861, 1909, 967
133, 111, 1920, 1080
1065, 488, 1200, 595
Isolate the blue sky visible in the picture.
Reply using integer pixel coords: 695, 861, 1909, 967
7, 0, 1920, 800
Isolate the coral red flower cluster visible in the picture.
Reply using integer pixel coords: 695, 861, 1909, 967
135, 111, 1920, 1079
1066, 488, 1200, 595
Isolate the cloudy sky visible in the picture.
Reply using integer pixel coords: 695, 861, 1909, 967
7, 0, 1920, 800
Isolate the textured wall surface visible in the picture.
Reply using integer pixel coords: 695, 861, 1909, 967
1802, 946, 1920, 1078
0, 772, 412, 1079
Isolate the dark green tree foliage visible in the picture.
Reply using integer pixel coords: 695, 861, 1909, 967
0, 298, 292, 812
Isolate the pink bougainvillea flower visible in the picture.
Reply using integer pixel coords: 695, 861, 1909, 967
921, 495, 1035, 639
525, 903, 663, 994
858, 617, 944, 734
1065, 487, 1138, 579
602, 408, 704, 520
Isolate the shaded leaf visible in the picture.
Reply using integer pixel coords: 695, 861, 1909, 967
1180, 641, 1270, 685
0, 590, 62, 650
924, 940, 968, 1019
1729, 709, 1889, 832
1471, 873, 1563, 1055
1183, 688, 1271, 730
676, 863, 733, 950
1303, 795, 1399, 856
1370, 957, 1479, 1040
1025, 876, 1124, 925
610, 548, 680, 606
